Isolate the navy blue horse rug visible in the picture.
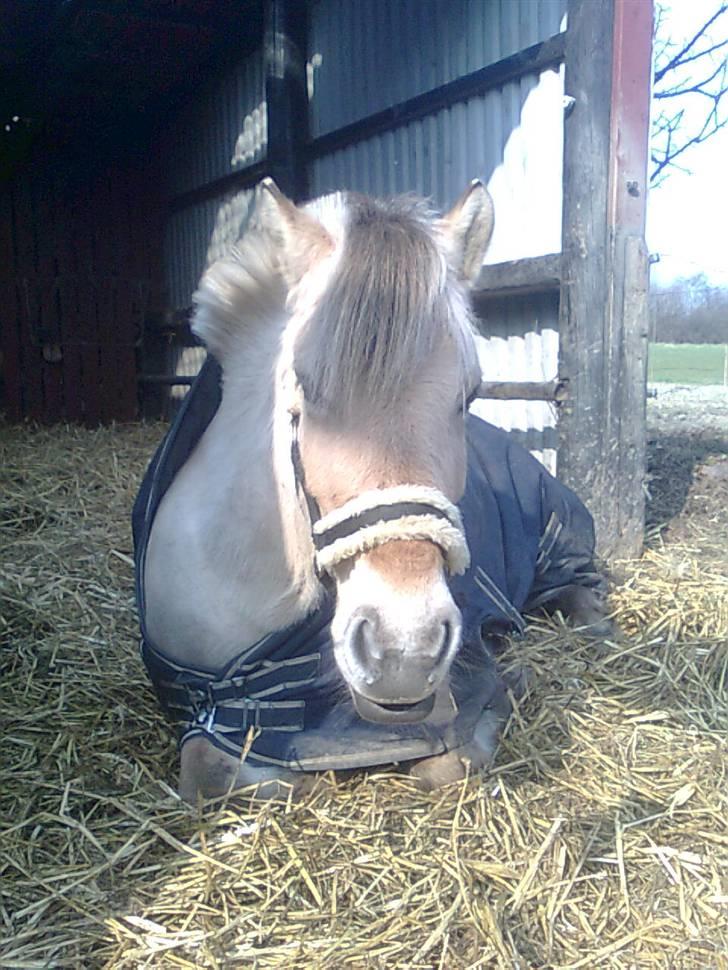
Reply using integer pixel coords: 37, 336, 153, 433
133, 358, 604, 774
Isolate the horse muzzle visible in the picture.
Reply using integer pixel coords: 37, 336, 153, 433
335, 604, 462, 724
350, 690, 437, 724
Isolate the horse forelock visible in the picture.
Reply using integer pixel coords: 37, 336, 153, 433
293, 194, 476, 414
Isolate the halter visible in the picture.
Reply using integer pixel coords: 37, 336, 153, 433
290, 414, 471, 577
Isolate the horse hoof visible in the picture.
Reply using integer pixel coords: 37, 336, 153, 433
178, 736, 315, 804
409, 705, 504, 790
409, 749, 470, 790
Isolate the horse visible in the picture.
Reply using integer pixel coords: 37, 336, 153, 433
133, 179, 610, 802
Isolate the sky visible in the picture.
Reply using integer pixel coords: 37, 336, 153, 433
646, 0, 728, 287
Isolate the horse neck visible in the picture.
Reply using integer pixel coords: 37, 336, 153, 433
206, 322, 322, 630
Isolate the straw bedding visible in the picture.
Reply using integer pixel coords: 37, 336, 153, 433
1, 413, 726, 969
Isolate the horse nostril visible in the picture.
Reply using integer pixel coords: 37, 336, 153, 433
348, 615, 380, 685
436, 620, 452, 667
433, 617, 460, 665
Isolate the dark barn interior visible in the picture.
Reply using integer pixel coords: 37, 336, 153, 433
0, 0, 264, 424
1, 0, 653, 558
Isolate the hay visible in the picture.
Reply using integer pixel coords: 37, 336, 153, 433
1, 417, 726, 969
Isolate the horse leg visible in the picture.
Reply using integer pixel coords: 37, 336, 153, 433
542, 584, 616, 638
178, 736, 315, 803
407, 704, 506, 790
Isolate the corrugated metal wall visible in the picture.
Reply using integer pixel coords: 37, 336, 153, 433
471, 295, 560, 474
157, 50, 264, 391
158, 0, 567, 462
308, 0, 566, 136
306, 0, 566, 465
161, 51, 265, 311
164, 188, 256, 311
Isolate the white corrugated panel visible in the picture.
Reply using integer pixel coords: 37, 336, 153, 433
471, 317, 559, 474
164, 187, 255, 310
310, 66, 564, 261
310, 73, 549, 204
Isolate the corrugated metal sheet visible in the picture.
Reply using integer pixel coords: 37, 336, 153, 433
308, 0, 566, 136
310, 67, 561, 218
471, 293, 560, 474
307, 0, 567, 467
159, 0, 568, 460
159, 48, 264, 310
160, 51, 265, 198
164, 187, 255, 310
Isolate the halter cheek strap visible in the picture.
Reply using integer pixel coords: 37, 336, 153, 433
290, 414, 471, 577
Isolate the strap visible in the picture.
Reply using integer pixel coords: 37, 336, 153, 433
290, 412, 322, 532
313, 501, 453, 551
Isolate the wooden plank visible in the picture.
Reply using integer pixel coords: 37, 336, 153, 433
12, 176, 45, 421
115, 168, 142, 421
557, 0, 651, 559
34, 170, 65, 422
606, 0, 653, 554
557, 0, 616, 556
0, 189, 23, 420
74, 178, 103, 426
264, 0, 309, 200
54, 169, 86, 423
115, 279, 140, 421
472, 254, 562, 301
130, 157, 166, 419
609, 0, 653, 235
477, 379, 567, 402
615, 235, 649, 552
104, 166, 131, 421
57, 276, 85, 422
93, 173, 118, 424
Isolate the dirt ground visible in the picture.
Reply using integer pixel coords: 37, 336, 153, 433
647, 383, 728, 437
646, 384, 728, 543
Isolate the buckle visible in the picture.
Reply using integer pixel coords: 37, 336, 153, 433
194, 703, 218, 734
189, 683, 215, 716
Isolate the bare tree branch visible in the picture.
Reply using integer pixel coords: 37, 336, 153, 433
654, 57, 728, 100
653, 3, 728, 83
651, 2, 728, 184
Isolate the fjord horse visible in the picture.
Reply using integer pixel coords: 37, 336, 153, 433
134, 180, 609, 801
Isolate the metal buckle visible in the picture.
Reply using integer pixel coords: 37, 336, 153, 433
194, 703, 217, 734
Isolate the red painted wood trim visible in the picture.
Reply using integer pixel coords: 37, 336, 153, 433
609, 0, 653, 234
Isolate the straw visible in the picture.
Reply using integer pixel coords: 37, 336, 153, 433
1, 416, 725, 969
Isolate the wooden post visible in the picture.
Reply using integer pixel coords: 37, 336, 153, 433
558, 0, 652, 560
264, 0, 308, 202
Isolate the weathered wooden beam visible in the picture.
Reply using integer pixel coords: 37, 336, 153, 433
476, 380, 568, 402
557, 0, 652, 560
138, 374, 196, 386
472, 253, 562, 300
168, 160, 268, 214
264, 0, 308, 201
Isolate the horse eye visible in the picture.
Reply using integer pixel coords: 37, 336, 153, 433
296, 370, 328, 413
295, 370, 315, 402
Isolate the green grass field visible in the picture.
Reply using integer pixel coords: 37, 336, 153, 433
648, 343, 728, 385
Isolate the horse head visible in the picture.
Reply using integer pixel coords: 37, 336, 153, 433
258, 180, 494, 724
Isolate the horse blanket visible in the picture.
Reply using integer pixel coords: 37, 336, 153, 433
133, 357, 602, 771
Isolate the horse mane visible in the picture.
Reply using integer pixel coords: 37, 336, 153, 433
294, 194, 476, 414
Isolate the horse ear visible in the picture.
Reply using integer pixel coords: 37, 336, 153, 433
439, 180, 494, 284
258, 178, 334, 286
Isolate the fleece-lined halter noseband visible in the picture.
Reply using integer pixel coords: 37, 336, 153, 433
290, 414, 471, 577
